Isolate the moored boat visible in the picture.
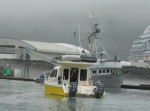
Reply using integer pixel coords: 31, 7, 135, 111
89, 60, 125, 88
83, 22, 127, 88
44, 61, 105, 98
35, 74, 45, 83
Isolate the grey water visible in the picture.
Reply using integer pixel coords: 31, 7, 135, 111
0, 79, 150, 111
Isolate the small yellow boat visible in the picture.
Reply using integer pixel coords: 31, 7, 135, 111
44, 61, 105, 98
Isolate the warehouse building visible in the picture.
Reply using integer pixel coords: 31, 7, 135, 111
0, 37, 89, 60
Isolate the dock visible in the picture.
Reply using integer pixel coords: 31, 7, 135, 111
121, 84, 150, 90
0, 76, 150, 90
0, 76, 35, 82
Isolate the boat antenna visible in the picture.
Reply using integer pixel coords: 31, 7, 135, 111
91, 0, 95, 31
74, 22, 86, 55
78, 22, 82, 48
117, 50, 120, 60
78, 22, 86, 55
74, 31, 79, 55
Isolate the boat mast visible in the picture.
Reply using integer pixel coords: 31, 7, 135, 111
88, 14, 110, 59
88, 12, 100, 58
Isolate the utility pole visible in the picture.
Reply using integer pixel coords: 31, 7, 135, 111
24, 53, 30, 78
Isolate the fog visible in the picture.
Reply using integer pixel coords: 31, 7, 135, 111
0, 0, 150, 60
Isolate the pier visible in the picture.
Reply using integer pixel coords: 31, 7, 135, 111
121, 84, 150, 90
0, 76, 35, 82
1, 75, 150, 90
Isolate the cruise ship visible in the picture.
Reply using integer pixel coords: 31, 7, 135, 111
128, 25, 150, 62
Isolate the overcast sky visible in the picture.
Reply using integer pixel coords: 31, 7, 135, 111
0, 0, 150, 60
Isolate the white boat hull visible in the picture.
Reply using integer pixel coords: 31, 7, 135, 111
92, 74, 124, 88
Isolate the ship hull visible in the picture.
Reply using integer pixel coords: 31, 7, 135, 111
92, 74, 124, 88
45, 84, 68, 97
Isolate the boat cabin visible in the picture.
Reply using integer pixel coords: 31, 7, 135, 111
46, 61, 93, 86
89, 61, 123, 76
91, 68, 122, 75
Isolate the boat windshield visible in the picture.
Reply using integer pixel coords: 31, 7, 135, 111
50, 70, 57, 77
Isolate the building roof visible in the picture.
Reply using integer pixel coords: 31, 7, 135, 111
0, 37, 90, 55
22, 40, 89, 54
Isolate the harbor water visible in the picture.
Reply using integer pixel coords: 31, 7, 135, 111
0, 79, 150, 111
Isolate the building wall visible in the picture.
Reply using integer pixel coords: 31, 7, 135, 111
0, 37, 36, 59
0, 38, 36, 50
0, 54, 16, 59
131, 61, 150, 68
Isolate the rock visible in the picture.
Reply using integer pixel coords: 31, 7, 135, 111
122, 66, 150, 79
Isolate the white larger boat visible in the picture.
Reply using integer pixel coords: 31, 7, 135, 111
89, 60, 125, 88
44, 61, 105, 98
81, 23, 127, 88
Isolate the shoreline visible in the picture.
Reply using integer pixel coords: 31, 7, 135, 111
0, 59, 150, 80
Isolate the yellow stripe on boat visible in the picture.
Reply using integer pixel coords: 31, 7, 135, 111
45, 84, 68, 97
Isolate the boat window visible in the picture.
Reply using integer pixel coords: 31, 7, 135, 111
110, 69, 112, 73
92, 70, 96, 74
112, 70, 115, 74
107, 69, 109, 73
50, 70, 57, 77
118, 69, 120, 73
50, 71, 54, 77
118, 69, 121, 73
116, 70, 118, 74
115, 70, 118, 74
103, 69, 105, 73
70, 67, 78, 83
55, 70, 57, 77
80, 69, 87, 81
63, 69, 69, 80
99, 70, 101, 73
134, 42, 142, 45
